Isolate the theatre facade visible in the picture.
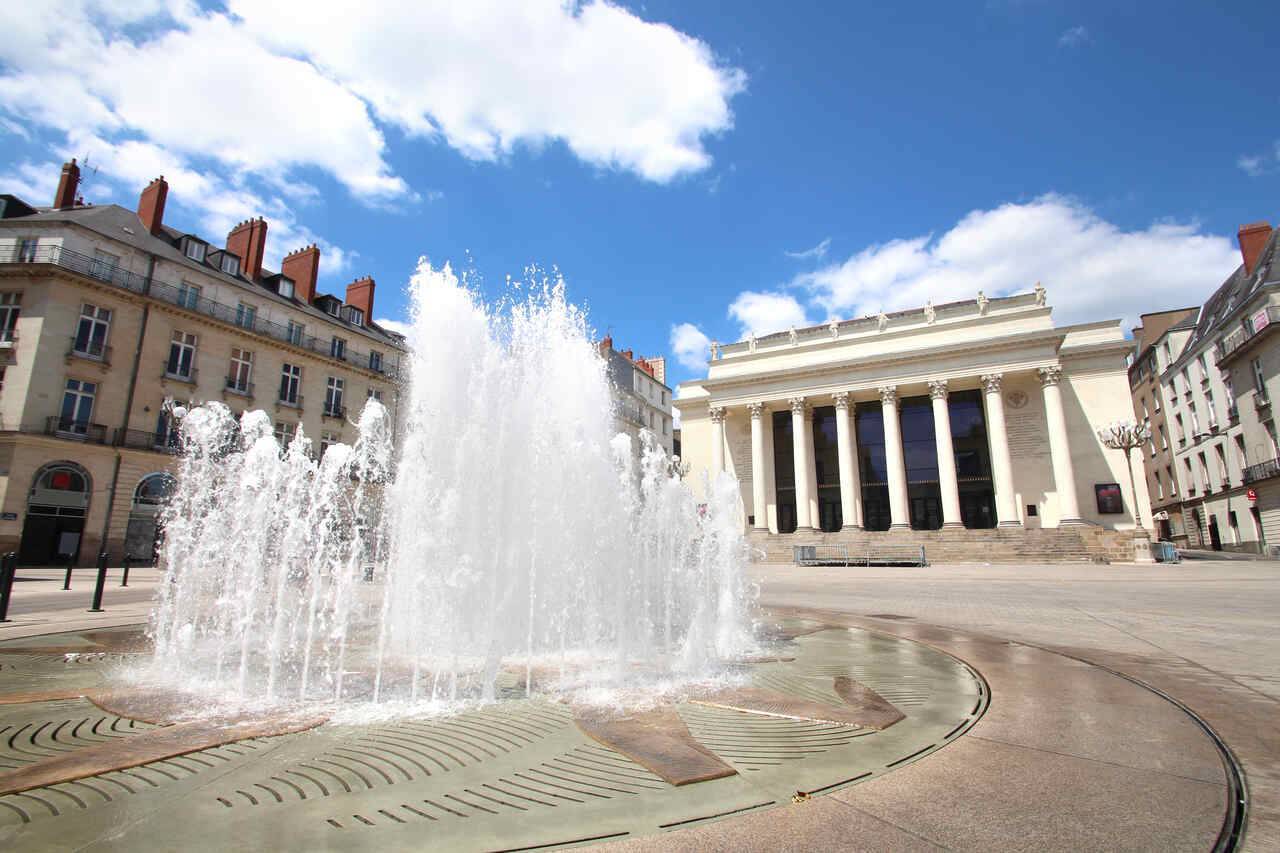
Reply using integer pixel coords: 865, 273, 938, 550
675, 288, 1154, 563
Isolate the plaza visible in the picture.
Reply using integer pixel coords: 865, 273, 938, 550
0, 557, 1274, 851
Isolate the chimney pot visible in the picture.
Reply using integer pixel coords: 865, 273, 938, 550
226, 217, 268, 281
345, 275, 376, 320
281, 244, 320, 303
53, 159, 80, 210
137, 175, 169, 236
1238, 221, 1274, 276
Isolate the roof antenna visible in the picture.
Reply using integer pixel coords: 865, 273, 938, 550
76, 154, 100, 204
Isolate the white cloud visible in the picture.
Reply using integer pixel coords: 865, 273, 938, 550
728, 290, 811, 338
789, 194, 1239, 331
1058, 25, 1090, 47
784, 237, 830, 261
230, 0, 745, 183
670, 322, 711, 370
374, 317, 413, 338
1237, 141, 1280, 177
0, 160, 62, 204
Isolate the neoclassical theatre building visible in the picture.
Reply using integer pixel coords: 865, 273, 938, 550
676, 287, 1154, 562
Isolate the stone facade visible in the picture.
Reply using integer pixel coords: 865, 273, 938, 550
0, 162, 406, 565
676, 287, 1152, 562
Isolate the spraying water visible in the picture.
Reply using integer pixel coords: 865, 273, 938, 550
145, 261, 752, 712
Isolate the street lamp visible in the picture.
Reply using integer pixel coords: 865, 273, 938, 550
1097, 419, 1152, 529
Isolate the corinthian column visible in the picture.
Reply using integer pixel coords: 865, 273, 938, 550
709, 406, 726, 475
880, 386, 910, 530
748, 402, 768, 530
804, 405, 820, 528
1038, 366, 1083, 524
929, 380, 964, 528
833, 392, 862, 530
982, 374, 1021, 527
789, 397, 813, 531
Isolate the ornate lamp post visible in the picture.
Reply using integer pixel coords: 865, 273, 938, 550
1097, 419, 1152, 531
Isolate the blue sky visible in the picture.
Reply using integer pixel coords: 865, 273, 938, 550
1, 1, 1276, 391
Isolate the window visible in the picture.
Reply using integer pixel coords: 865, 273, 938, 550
220, 254, 240, 276
1197, 353, 1209, 383
1235, 435, 1248, 476
369, 350, 383, 372
1155, 472, 1163, 500
133, 473, 175, 509
320, 431, 338, 457
184, 240, 206, 262
1162, 341, 1172, 365
1159, 425, 1169, 451
1167, 465, 1177, 496
348, 307, 364, 327
278, 278, 294, 299
0, 292, 20, 343
1266, 421, 1280, 460
287, 320, 304, 345
1184, 458, 1196, 494
1141, 399, 1149, 421
273, 421, 296, 446
1252, 358, 1267, 398
59, 379, 96, 434
330, 337, 346, 360
279, 363, 301, 405
15, 237, 37, 262
166, 330, 197, 379
228, 348, 253, 393
153, 410, 181, 450
1148, 438, 1156, 458
177, 281, 201, 310
235, 302, 257, 330
1174, 413, 1184, 444
1188, 403, 1200, 436
1206, 388, 1217, 427
1198, 452, 1212, 492
1153, 392, 1161, 413
324, 376, 345, 417
74, 303, 111, 358
324, 300, 340, 317
663, 416, 670, 435
90, 249, 119, 281
661, 389, 667, 406
1216, 444, 1229, 485
367, 387, 383, 402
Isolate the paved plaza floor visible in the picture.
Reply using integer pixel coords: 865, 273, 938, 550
0, 559, 1276, 851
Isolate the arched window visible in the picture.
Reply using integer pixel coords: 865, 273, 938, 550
132, 473, 175, 511
28, 462, 92, 513
37, 465, 87, 494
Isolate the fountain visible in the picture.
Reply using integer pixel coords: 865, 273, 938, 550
143, 261, 752, 713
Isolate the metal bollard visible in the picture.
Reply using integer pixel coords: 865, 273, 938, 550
120, 554, 131, 587
88, 551, 108, 613
63, 552, 75, 590
0, 552, 16, 623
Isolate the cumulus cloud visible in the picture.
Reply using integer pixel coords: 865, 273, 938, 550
728, 291, 811, 338
0, 160, 62, 203
1238, 141, 1280, 177
784, 237, 830, 261
670, 322, 711, 370
787, 194, 1238, 332
374, 317, 413, 338
231, 0, 745, 183
1058, 25, 1090, 47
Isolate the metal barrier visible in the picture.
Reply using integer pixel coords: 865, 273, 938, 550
794, 543, 928, 567
1151, 541, 1181, 563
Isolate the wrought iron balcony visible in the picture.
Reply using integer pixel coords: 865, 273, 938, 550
117, 428, 180, 454
277, 393, 304, 409
45, 416, 110, 444
67, 336, 111, 365
1243, 456, 1280, 485
1217, 306, 1280, 364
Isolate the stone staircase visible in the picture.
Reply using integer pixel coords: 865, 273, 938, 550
747, 525, 1138, 564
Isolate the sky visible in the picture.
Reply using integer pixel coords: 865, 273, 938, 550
0, 1, 1276, 395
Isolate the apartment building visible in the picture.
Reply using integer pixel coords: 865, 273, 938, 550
1159, 223, 1275, 552
1211, 222, 1280, 553
0, 160, 406, 565
599, 336, 674, 459
1128, 307, 1198, 543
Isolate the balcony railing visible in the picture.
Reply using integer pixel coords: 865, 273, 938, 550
1255, 390, 1271, 411
117, 428, 180, 454
45, 416, 110, 444
1243, 456, 1280, 485
1217, 306, 1280, 363
277, 393, 304, 409
3, 245, 398, 376
68, 336, 111, 365
162, 361, 198, 384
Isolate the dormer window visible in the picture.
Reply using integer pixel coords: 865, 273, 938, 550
325, 300, 340, 317
183, 239, 206, 262
278, 277, 295, 299
221, 254, 240, 276
348, 307, 364, 327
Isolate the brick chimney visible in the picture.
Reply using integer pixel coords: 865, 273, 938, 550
622, 348, 633, 361
345, 275, 375, 320
53, 159, 80, 210
1239, 221, 1274, 276
137, 176, 168, 235
598, 335, 613, 356
281, 244, 320, 303
226, 217, 268, 280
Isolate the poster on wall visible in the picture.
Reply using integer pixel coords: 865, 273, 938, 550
1095, 483, 1124, 514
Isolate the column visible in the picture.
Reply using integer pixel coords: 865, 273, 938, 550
928, 380, 964, 528
709, 405, 726, 475
789, 397, 813, 531
880, 386, 911, 530
1038, 366, 1083, 524
833, 392, 863, 530
805, 406, 820, 528
748, 402, 769, 530
981, 373, 1021, 527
